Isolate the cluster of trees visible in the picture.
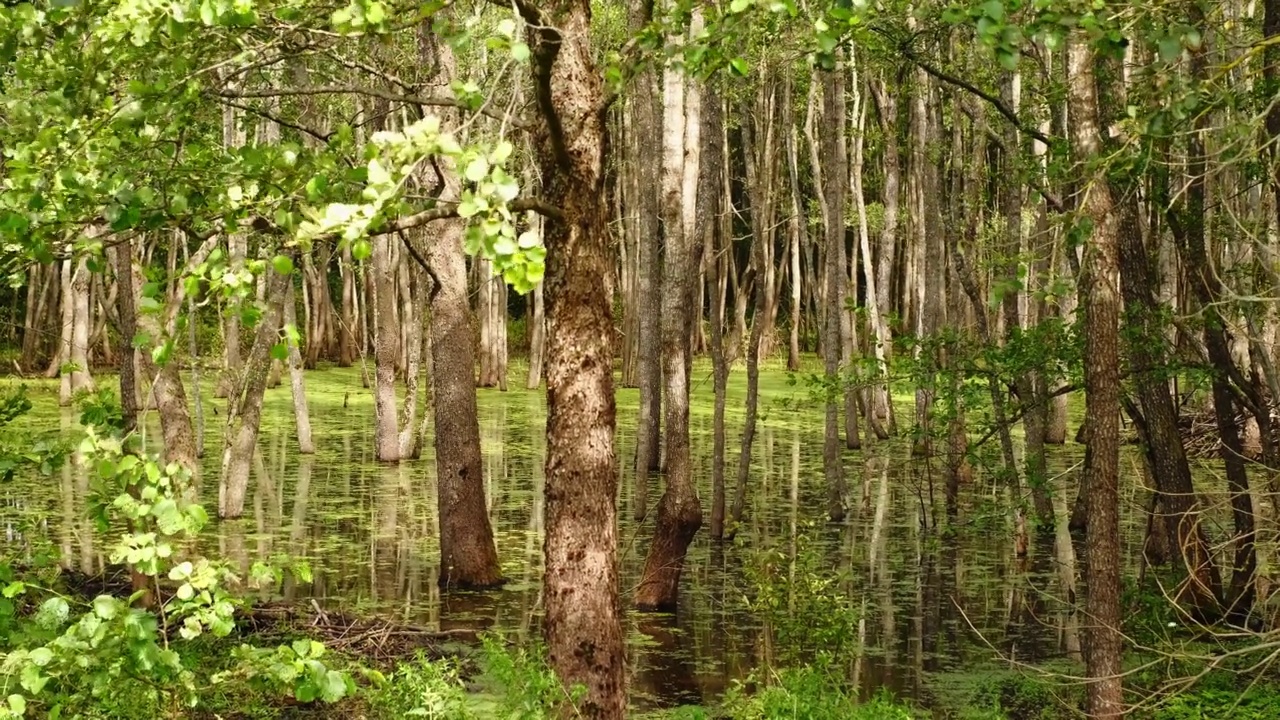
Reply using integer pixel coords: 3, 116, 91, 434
2, 0, 1279, 716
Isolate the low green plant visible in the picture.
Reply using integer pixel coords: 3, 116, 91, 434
0, 419, 352, 718
721, 668, 917, 719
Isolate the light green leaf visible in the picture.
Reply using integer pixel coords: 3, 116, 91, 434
272, 255, 294, 276
464, 157, 489, 183
7, 694, 24, 716
26, 648, 52, 667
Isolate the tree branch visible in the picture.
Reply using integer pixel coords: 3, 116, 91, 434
891, 39, 1056, 149
215, 85, 531, 130
377, 196, 564, 235
219, 99, 333, 143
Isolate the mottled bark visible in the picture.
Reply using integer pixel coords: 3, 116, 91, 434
1069, 36, 1124, 719
427, 220, 503, 589
522, 0, 627, 711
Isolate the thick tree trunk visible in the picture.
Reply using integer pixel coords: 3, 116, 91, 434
427, 220, 504, 589
523, 0, 627, 711
218, 255, 293, 519
1069, 36, 1124, 719
637, 26, 703, 610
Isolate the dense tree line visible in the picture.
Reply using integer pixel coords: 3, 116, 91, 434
2, 0, 1279, 715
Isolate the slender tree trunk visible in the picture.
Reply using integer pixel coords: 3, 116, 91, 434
1069, 35, 1124, 719
397, 250, 423, 458
523, 1, 627, 711
219, 254, 293, 519
784, 79, 805, 372
819, 62, 848, 522
637, 18, 703, 610
284, 281, 315, 454
527, 280, 546, 389
476, 259, 509, 390
871, 79, 901, 432
339, 245, 357, 366
371, 231, 401, 462
630, 0, 663, 520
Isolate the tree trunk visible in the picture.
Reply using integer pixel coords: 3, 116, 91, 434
527, 279, 546, 389
427, 219, 504, 589
371, 231, 401, 462
284, 281, 315, 454
1069, 35, 1124, 719
476, 258, 509, 390
630, 0, 664, 520
523, 0, 627, 711
339, 244, 357, 366
214, 233, 245, 399
819, 62, 848, 522
218, 254, 293, 519
637, 22, 703, 610
703, 89, 728, 541
871, 79, 901, 432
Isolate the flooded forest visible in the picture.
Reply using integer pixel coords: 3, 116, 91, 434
1, 0, 1280, 717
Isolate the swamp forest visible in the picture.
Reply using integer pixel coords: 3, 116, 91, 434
0, 0, 1279, 717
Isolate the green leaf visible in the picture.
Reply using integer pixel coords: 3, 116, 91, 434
729, 0, 751, 12
272, 255, 294, 276
1158, 36, 1181, 62
270, 343, 289, 361
295, 683, 318, 703
27, 648, 53, 667
2, 581, 24, 598
730, 58, 750, 77
352, 239, 371, 262
93, 595, 119, 620
292, 638, 312, 658
7, 694, 24, 716
464, 157, 489, 183
511, 42, 530, 63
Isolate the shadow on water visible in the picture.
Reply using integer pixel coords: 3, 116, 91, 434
1, 367, 1107, 712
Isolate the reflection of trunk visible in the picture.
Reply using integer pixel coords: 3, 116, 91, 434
524, 0, 627, 708
1069, 35, 1124, 719
283, 282, 315, 454
218, 256, 292, 519
818, 63, 848, 521
372, 232, 401, 462
637, 26, 703, 611
427, 220, 503, 589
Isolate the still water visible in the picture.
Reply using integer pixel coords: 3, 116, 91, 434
1, 365, 1150, 713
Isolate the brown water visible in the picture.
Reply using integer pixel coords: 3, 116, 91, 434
1, 365, 1158, 713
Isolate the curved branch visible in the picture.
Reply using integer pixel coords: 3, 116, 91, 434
215, 85, 531, 130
